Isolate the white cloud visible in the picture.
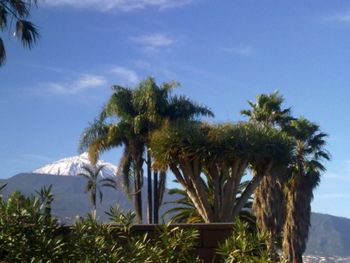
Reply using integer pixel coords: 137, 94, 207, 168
131, 33, 176, 47
324, 12, 350, 23
109, 66, 139, 85
222, 46, 255, 56
46, 74, 107, 95
43, 0, 192, 12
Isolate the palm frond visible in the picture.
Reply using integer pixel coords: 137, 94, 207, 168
0, 182, 7, 193
240, 109, 252, 118
117, 148, 133, 194
167, 95, 214, 121
106, 86, 135, 120
78, 117, 109, 153
9, 0, 30, 17
15, 19, 39, 48
100, 177, 118, 189
95, 164, 106, 175
0, 6, 7, 29
0, 38, 5, 66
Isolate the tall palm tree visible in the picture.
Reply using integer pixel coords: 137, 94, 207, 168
0, 0, 39, 66
132, 77, 213, 223
80, 85, 147, 222
79, 77, 213, 223
282, 118, 330, 263
241, 91, 293, 259
77, 164, 106, 214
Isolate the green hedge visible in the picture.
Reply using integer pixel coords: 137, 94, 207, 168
0, 191, 285, 263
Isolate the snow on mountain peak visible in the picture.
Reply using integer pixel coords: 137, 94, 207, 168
33, 153, 117, 177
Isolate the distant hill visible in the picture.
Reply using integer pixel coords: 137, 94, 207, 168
1, 173, 133, 223
306, 212, 350, 257
1, 173, 174, 224
0, 153, 177, 224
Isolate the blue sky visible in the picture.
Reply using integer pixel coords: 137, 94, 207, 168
1, 0, 350, 218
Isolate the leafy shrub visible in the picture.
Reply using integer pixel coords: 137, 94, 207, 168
136, 225, 201, 263
1, 191, 288, 263
0, 191, 64, 263
64, 213, 124, 262
217, 219, 271, 263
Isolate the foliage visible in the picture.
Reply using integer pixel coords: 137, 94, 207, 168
242, 91, 292, 260
0, 191, 202, 262
163, 181, 255, 226
0, 0, 39, 66
0, 191, 64, 263
77, 164, 106, 212
65, 209, 202, 262
163, 187, 204, 223
140, 225, 201, 263
151, 120, 292, 222
217, 219, 287, 263
282, 117, 330, 263
240, 91, 293, 128
79, 76, 213, 223
65, 214, 125, 262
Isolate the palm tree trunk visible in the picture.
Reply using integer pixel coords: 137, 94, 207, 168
134, 174, 143, 222
147, 150, 153, 224
253, 167, 286, 261
153, 170, 159, 224
283, 176, 312, 263
132, 150, 144, 223
93, 188, 97, 219
232, 173, 264, 219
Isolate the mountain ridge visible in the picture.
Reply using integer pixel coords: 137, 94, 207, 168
33, 152, 117, 177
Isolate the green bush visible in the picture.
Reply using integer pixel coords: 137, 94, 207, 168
0, 192, 64, 263
137, 225, 201, 263
0, 195, 201, 263
217, 219, 287, 263
0, 191, 287, 263
64, 214, 124, 262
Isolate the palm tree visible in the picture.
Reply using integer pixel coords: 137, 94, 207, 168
79, 77, 213, 223
79, 85, 146, 222
77, 164, 106, 215
162, 187, 203, 224
133, 77, 213, 223
241, 91, 293, 259
0, 0, 39, 66
163, 181, 255, 226
150, 121, 292, 223
241, 91, 292, 128
282, 118, 330, 263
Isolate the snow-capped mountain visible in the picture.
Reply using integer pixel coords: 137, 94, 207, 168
33, 153, 117, 177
